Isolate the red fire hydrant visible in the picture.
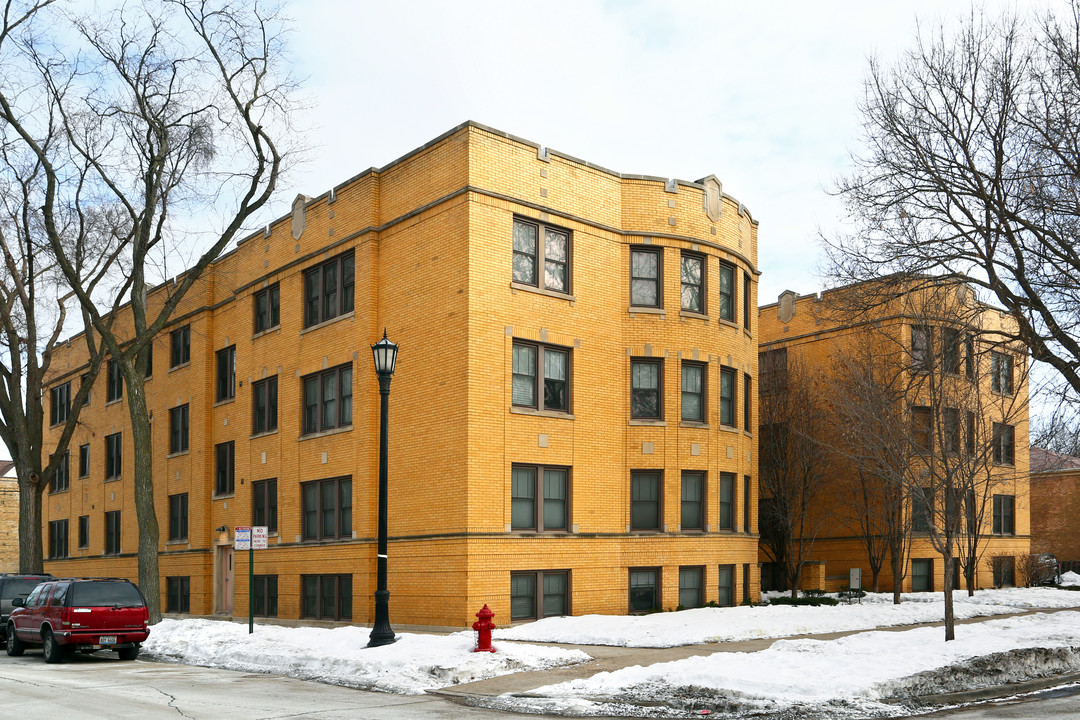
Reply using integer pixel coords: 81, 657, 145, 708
472, 604, 496, 653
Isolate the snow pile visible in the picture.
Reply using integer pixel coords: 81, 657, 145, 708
141, 619, 589, 694
1061, 571, 1080, 586
496, 587, 1080, 648
523, 611, 1080, 718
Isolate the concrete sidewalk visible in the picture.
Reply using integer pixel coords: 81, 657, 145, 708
431, 607, 1080, 706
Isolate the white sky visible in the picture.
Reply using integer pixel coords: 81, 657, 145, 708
282, 0, 1063, 304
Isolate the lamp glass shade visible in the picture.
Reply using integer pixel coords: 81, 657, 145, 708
371, 333, 398, 375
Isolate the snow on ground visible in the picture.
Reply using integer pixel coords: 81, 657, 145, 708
520, 611, 1080, 719
495, 587, 1080, 648
141, 619, 589, 694
1062, 570, 1080, 586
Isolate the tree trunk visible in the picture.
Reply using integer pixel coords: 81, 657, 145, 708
17, 467, 44, 574
871, 570, 880, 593
126, 380, 160, 623
943, 554, 955, 641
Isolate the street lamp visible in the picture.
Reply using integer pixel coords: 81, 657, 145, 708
368, 330, 398, 647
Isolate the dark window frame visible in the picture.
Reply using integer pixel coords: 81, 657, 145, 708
169, 404, 190, 454
717, 563, 735, 607
943, 407, 960, 455
48, 519, 69, 559
942, 328, 961, 375
718, 472, 736, 531
511, 464, 569, 532
912, 406, 932, 451
105, 432, 122, 480
630, 358, 663, 420
912, 487, 934, 533
511, 341, 571, 413
77, 515, 89, 548
992, 422, 1016, 465
253, 575, 278, 617
170, 325, 191, 368
991, 352, 1014, 395
680, 471, 705, 532
252, 478, 278, 533
216, 345, 236, 402
630, 470, 662, 532
743, 271, 752, 329
510, 570, 570, 621
50, 451, 69, 494
50, 382, 71, 426
301, 574, 351, 620
743, 374, 752, 432
106, 358, 123, 403
512, 217, 572, 294
301, 476, 352, 541
630, 246, 663, 308
78, 443, 90, 478
678, 565, 704, 609
252, 375, 279, 434
717, 262, 735, 322
166, 576, 190, 613
680, 361, 706, 423
992, 494, 1016, 535
168, 493, 189, 542
104, 510, 121, 555
680, 251, 706, 313
303, 251, 355, 328
911, 558, 934, 592
719, 366, 737, 428
743, 475, 752, 533
254, 283, 281, 334
301, 364, 353, 435
628, 567, 660, 614
215, 441, 235, 496
911, 325, 932, 371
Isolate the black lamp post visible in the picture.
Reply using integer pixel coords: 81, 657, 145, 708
368, 330, 398, 647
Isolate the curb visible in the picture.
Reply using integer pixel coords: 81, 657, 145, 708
906, 671, 1080, 706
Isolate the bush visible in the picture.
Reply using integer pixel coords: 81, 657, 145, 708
768, 595, 839, 607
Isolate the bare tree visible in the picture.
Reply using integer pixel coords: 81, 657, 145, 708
831, 2, 1080, 409
758, 351, 832, 599
0, 0, 295, 620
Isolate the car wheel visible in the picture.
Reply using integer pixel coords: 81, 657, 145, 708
5, 625, 23, 657
117, 646, 139, 661
42, 630, 64, 664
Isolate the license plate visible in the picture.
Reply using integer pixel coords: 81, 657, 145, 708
99, 636, 116, 645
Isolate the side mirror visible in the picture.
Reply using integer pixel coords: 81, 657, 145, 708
10, 598, 24, 607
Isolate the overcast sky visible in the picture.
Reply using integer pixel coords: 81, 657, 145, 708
280, 0, 1060, 304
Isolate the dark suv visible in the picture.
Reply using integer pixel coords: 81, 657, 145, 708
0, 574, 52, 641
6, 578, 150, 663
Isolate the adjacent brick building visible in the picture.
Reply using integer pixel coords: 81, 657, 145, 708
0, 460, 17, 572
1030, 447, 1080, 569
41, 122, 761, 627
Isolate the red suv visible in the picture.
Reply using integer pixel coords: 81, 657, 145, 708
6, 578, 150, 663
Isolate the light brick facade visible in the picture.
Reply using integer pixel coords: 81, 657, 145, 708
0, 461, 17, 572
42, 123, 761, 628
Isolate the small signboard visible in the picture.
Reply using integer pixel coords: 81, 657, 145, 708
252, 526, 269, 550
234, 526, 251, 550
849, 567, 862, 591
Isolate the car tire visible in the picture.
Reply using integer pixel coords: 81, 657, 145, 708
117, 646, 139, 661
42, 629, 64, 664
5, 625, 23, 657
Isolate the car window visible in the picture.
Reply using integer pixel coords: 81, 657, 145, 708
69, 582, 143, 607
49, 583, 69, 607
1, 579, 43, 600
33, 584, 52, 607
22, 585, 42, 607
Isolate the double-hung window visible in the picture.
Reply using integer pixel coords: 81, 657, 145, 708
304, 251, 354, 327
680, 471, 704, 531
512, 342, 570, 413
168, 493, 188, 542
50, 382, 71, 426
169, 405, 190, 454
991, 352, 1014, 394
743, 272, 752, 329
301, 476, 352, 541
302, 365, 352, 435
253, 376, 278, 434
216, 346, 236, 402
511, 465, 569, 532
630, 247, 662, 307
105, 433, 122, 480
106, 359, 123, 402
717, 262, 735, 322
911, 325, 931, 370
510, 570, 569, 620
512, 217, 570, 294
718, 473, 735, 531
993, 495, 1015, 535
78, 444, 90, 478
680, 253, 705, 313
215, 441, 235, 496
743, 374, 752, 430
630, 359, 662, 420
912, 488, 933, 533
912, 406, 932, 451
77, 516, 89, 548
629, 568, 659, 613
943, 328, 961, 374
170, 325, 191, 368
253, 575, 278, 617
630, 471, 661, 531
50, 452, 69, 493
719, 367, 736, 427
105, 510, 121, 555
679, 566, 704, 609
943, 407, 960, 454
166, 577, 190, 613
992, 423, 1015, 465
717, 564, 735, 607
48, 520, 68, 559
253, 478, 278, 532
681, 362, 705, 422
301, 574, 351, 620
254, 283, 281, 333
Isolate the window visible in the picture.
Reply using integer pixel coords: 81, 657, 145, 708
510, 570, 569, 620
717, 262, 735, 322
254, 283, 280, 333
168, 493, 188, 542
630, 247, 662, 307
912, 488, 933, 533
743, 272, 752, 329
215, 441, 235, 496
942, 328, 961, 374
304, 251, 355, 327
252, 376, 278, 434
679, 566, 704, 609
680, 253, 704, 313
743, 563, 751, 603
170, 325, 190, 368
965, 410, 976, 455
964, 335, 975, 378
253, 575, 278, 617
253, 478, 278, 533
681, 472, 704, 531
991, 352, 1014, 394
630, 359, 662, 419
105, 433, 122, 480
992, 423, 1015, 465
512, 342, 569, 413
216, 345, 236, 402
302, 476, 352, 541
759, 348, 787, 395
48, 520, 68, 559
743, 374, 752, 431
993, 494, 1015, 535
105, 510, 121, 555
301, 574, 351, 620
142, 341, 153, 379
78, 444, 90, 478
744, 475, 752, 533
992, 556, 1016, 588
717, 564, 735, 607
80, 373, 91, 406
50, 382, 71, 426
718, 473, 735, 531
169, 405, 190, 454
302, 365, 352, 435
511, 466, 568, 532
512, 217, 570, 294
911, 325, 931, 370
630, 471, 661, 531
628, 568, 659, 613
50, 452, 69, 493
166, 577, 190, 613
719, 367, 736, 427
681, 362, 705, 422
943, 407, 960, 454
77, 516, 89, 548
911, 406, 932, 451
911, 558, 933, 592
106, 358, 123, 402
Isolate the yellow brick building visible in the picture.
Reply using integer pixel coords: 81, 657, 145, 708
757, 281, 1030, 593
41, 122, 761, 628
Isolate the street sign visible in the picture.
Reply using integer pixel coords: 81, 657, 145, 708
234, 526, 251, 550
252, 526, 268, 549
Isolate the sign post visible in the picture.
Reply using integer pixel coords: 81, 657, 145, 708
234, 527, 268, 634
